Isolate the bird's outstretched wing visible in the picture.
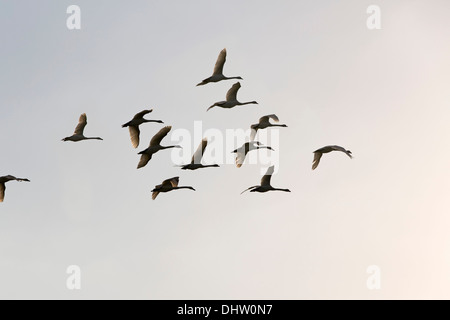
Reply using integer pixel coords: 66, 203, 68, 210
191, 139, 208, 164
213, 48, 227, 76
226, 82, 241, 101
150, 126, 172, 147
261, 166, 275, 186
151, 191, 160, 200
133, 109, 153, 120
250, 128, 258, 141
0, 183, 5, 202
312, 152, 322, 170
259, 114, 279, 124
137, 154, 152, 169
162, 177, 179, 188
74, 113, 87, 135
235, 150, 246, 168
129, 126, 140, 148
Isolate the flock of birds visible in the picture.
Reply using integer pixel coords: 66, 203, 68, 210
1, 48, 353, 202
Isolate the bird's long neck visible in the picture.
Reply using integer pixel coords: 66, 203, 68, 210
272, 188, 290, 192
257, 146, 272, 150
238, 101, 258, 106
272, 124, 287, 127
86, 137, 103, 140
224, 76, 242, 80
203, 164, 219, 168
144, 120, 163, 123
174, 186, 195, 191
161, 145, 180, 150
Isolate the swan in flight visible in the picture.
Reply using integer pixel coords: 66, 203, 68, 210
241, 166, 290, 194
137, 126, 181, 169
62, 113, 103, 142
250, 114, 287, 141
122, 109, 164, 148
180, 138, 220, 170
312, 145, 353, 170
0, 175, 30, 203
232, 141, 274, 168
151, 177, 196, 200
196, 48, 243, 86
207, 82, 258, 111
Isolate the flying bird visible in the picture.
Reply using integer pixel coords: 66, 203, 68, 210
180, 138, 220, 170
207, 82, 258, 111
250, 114, 287, 141
62, 113, 103, 142
151, 177, 196, 200
232, 141, 274, 168
312, 145, 353, 170
241, 166, 291, 194
196, 48, 243, 86
0, 175, 30, 203
122, 109, 164, 148
137, 126, 181, 169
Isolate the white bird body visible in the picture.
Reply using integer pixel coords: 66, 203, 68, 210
241, 166, 290, 194
312, 145, 353, 170
197, 48, 243, 86
0, 175, 30, 202
62, 113, 103, 142
122, 109, 164, 148
151, 177, 195, 200
137, 126, 181, 169
250, 114, 287, 141
232, 141, 274, 168
207, 82, 258, 111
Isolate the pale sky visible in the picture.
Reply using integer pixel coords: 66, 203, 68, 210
1, 0, 450, 299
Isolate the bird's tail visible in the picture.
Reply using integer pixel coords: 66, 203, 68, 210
241, 186, 257, 194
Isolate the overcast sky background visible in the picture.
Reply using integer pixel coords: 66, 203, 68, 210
1, 0, 450, 299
